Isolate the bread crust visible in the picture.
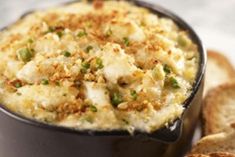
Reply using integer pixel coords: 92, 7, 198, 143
207, 50, 235, 78
203, 83, 235, 135
187, 154, 209, 157
209, 152, 235, 157
190, 127, 235, 155
188, 51, 235, 157
187, 152, 235, 157
204, 50, 235, 94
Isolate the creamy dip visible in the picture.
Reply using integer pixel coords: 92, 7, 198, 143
0, 1, 199, 133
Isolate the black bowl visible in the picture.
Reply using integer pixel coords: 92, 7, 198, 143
0, 1, 206, 157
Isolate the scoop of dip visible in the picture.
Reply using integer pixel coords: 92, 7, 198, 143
0, 0, 199, 133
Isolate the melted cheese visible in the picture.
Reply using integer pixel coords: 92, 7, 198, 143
0, 1, 199, 133
84, 81, 110, 107
101, 43, 138, 83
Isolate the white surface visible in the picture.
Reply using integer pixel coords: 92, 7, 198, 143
198, 28, 235, 64
0, 0, 234, 65
148, 0, 235, 65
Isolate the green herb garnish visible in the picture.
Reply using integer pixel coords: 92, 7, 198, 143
55, 81, 60, 86
62, 51, 71, 57
96, 58, 104, 69
77, 30, 87, 37
41, 79, 49, 85
16, 92, 22, 96
123, 37, 130, 46
89, 105, 98, 112
80, 61, 90, 73
85, 46, 93, 53
105, 28, 112, 37
130, 90, 138, 100
84, 116, 93, 123
28, 38, 34, 44
163, 64, 171, 74
82, 62, 90, 69
111, 92, 123, 107
46, 26, 55, 33
170, 77, 180, 89
18, 48, 33, 62
15, 82, 22, 88
165, 77, 180, 89
56, 31, 63, 38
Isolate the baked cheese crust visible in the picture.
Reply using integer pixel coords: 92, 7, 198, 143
0, 1, 199, 133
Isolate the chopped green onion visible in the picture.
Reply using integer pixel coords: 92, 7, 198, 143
165, 77, 180, 89
96, 58, 104, 69
16, 92, 22, 96
163, 64, 171, 74
105, 28, 112, 37
85, 46, 93, 53
171, 77, 180, 89
15, 82, 22, 88
28, 38, 34, 43
41, 79, 49, 85
18, 48, 33, 62
123, 37, 130, 46
55, 81, 60, 86
46, 26, 55, 33
111, 92, 123, 107
81, 61, 90, 73
56, 31, 63, 38
62, 51, 71, 57
89, 105, 98, 112
77, 31, 87, 37
82, 62, 90, 69
130, 90, 137, 100
84, 116, 93, 123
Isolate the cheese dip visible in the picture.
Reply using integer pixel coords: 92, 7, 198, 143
0, 1, 199, 133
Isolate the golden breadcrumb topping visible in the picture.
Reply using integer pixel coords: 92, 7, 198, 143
0, 0, 199, 133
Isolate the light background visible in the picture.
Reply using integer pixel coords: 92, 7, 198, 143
0, 0, 234, 65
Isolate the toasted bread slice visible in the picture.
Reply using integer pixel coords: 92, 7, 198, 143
208, 153, 235, 157
203, 83, 235, 135
204, 50, 235, 94
187, 152, 235, 157
190, 127, 235, 155
187, 154, 208, 157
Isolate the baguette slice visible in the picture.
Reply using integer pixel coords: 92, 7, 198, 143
190, 127, 235, 155
187, 154, 208, 157
187, 152, 235, 157
204, 50, 235, 94
203, 83, 235, 135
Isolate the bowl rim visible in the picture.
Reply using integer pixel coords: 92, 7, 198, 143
0, 0, 206, 139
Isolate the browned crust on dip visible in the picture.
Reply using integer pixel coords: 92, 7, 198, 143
0, 1, 199, 133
